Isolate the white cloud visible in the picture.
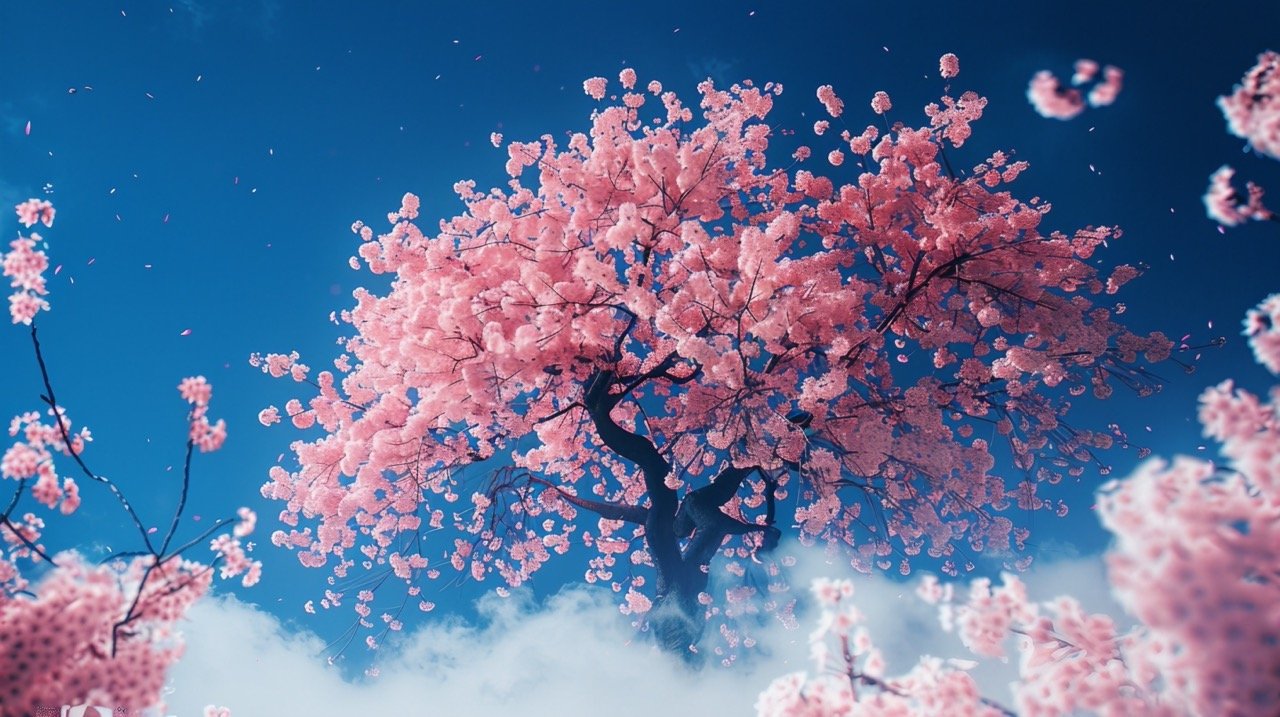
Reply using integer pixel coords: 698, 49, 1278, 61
164, 549, 1127, 716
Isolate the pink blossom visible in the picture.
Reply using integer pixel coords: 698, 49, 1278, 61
870, 91, 892, 114
0, 553, 213, 715
1244, 293, 1280, 374
1087, 65, 1123, 107
939, 53, 960, 79
177, 375, 213, 406
1072, 58, 1099, 85
234, 507, 257, 537
619, 67, 637, 90
1027, 70, 1084, 120
398, 192, 420, 220
582, 76, 607, 100
3, 233, 51, 324
815, 84, 843, 117
258, 405, 281, 426
1218, 50, 1280, 160
14, 198, 55, 228
1204, 164, 1272, 226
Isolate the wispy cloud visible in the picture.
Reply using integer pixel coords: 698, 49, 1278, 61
165, 550, 1125, 716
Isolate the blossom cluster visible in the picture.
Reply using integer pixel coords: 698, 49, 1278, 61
2, 200, 254, 715
759, 291, 1280, 715
1027, 59, 1124, 120
1218, 50, 1280, 160
1207, 52, 1279, 228
2, 199, 56, 324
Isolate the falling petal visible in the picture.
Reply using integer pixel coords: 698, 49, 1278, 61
180, 328, 192, 336
24, 121, 31, 136
54, 265, 62, 275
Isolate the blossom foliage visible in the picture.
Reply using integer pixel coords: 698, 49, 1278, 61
759, 293, 1280, 715
259, 61, 1169, 652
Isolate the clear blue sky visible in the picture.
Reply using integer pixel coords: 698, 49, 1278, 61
3, 0, 1279, 687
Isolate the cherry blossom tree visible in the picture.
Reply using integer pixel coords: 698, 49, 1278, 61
259, 58, 1176, 657
1, 200, 254, 717
758, 290, 1280, 715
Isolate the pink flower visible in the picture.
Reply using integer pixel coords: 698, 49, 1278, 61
398, 192, 420, 220
177, 376, 213, 406
619, 67, 637, 90
234, 507, 257, 537
14, 199, 54, 228
203, 706, 232, 717
1072, 58, 1099, 85
1027, 70, 1084, 120
1204, 165, 1272, 227
1087, 65, 1123, 107
583, 76, 607, 100
1244, 293, 1280, 375
1, 443, 42, 480
816, 84, 843, 117
939, 53, 960, 79
257, 406, 281, 426
7, 291, 48, 324
1218, 50, 1280, 160
870, 91, 892, 114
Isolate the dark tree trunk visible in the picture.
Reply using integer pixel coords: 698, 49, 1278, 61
581, 369, 786, 660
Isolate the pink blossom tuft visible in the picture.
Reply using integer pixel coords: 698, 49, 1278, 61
1204, 165, 1272, 227
870, 91, 892, 114
1218, 50, 1280, 160
582, 76, 607, 100
1027, 70, 1084, 120
815, 84, 843, 117
14, 199, 54, 228
939, 53, 960, 79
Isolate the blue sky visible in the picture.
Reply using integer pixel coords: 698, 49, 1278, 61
3, 1, 1280, 713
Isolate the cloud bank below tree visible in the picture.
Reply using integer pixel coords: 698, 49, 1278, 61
166, 549, 1124, 716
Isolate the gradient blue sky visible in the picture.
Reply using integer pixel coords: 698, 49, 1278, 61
3, 0, 1280, 711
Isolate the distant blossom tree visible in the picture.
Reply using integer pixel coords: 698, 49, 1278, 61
757, 291, 1280, 716
1, 200, 255, 717
258, 56, 1176, 657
